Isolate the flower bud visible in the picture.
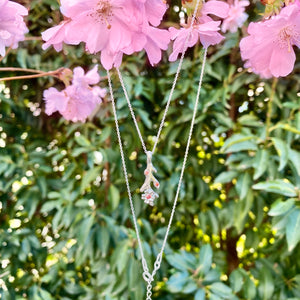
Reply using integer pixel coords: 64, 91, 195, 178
58, 68, 73, 86
261, 0, 284, 17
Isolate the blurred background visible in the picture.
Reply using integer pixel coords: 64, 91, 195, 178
1, 0, 300, 299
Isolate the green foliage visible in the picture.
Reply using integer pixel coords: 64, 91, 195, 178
1, 0, 300, 299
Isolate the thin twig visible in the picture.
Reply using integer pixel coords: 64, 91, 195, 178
25, 36, 43, 41
0, 67, 46, 74
0, 71, 60, 82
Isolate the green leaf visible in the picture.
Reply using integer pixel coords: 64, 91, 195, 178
224, 140, 258, 153
75, 199, 89, 207
272, 138, 289, 171
80, 167, 101, 193
258, 267, 274, 300
198, 244, 213, 275
268, 199, 295, 216
63, 283, 84, 295
77, 215, 94, 244
229, 269, 244, 293
111, 241, 129, 274
72, 147, 88, 157
243, 277, 256, 300
99, 127, 112, 143
97, 226, 110, 256
128, 258, 140, 290
203, 269, 221, 285
37, 177, 47, 198
214, 171, 238, 184
167, 272, 189, 293
210, 295, 222, 300
17, 48, 28, 68
272, 123, 300, 135
182, 281, 198, 294
286, 209, 300, 251
41, 201, 60, 213
109, 185, 120, 210
221, 134, 257, 153
236, 172, 251, 200
39, 289, 54, 300
210, 282, 233, 298
194, 289, 205, 300
52, 208, 63, 231
289, 149, 300, 176
47, 192, 61, 199
253, 180, 297, 197
253, 149, 269, 180
75, 135, 91, 147
166, 251, 196, 272
136, 108, 152, 129
238, 114, 262, 127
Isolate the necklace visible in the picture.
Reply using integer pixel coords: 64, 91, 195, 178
107, 1, 207, 298
107, 48, 207, 299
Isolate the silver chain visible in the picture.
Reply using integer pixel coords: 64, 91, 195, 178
107, 47, 207, 300
116, 68, 148, 154
116, 0, 203, 155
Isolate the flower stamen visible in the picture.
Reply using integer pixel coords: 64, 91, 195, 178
278, 26, 298, 52
89, 0, 113, 29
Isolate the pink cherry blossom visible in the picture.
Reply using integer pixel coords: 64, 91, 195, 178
0, 0, 28, 57
72, 65, 101, 86
169, 0, 229, 62
143, 26, 171, 66
240, 3, 300, 78
42, 19, 80, 52
42, 0, 170, 69
43, 66, 106, 122
144, 0, 168, 26
221, 0, 250, 33
43, 87, 68, 116
293, 0, 300, 9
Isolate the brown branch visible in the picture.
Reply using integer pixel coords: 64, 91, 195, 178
0, 67, 46, 74
24, 36, 43, 41
0, 71, 60, 82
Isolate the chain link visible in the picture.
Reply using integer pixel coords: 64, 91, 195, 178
146, 283, 153, 300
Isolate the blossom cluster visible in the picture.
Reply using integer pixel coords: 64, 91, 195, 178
0, 0, 250, 123
42, 0, 170, 70
240, 1, 300, 78
0, 0, 28, 57
5, 0, 300, 123
43, 66, 106, 122
41, 0, 238, 69
169, 0, 230, 61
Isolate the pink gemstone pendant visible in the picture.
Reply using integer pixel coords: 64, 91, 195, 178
140, 151, 160, 206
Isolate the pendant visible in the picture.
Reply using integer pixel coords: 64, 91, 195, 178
140, 151, 160, 206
